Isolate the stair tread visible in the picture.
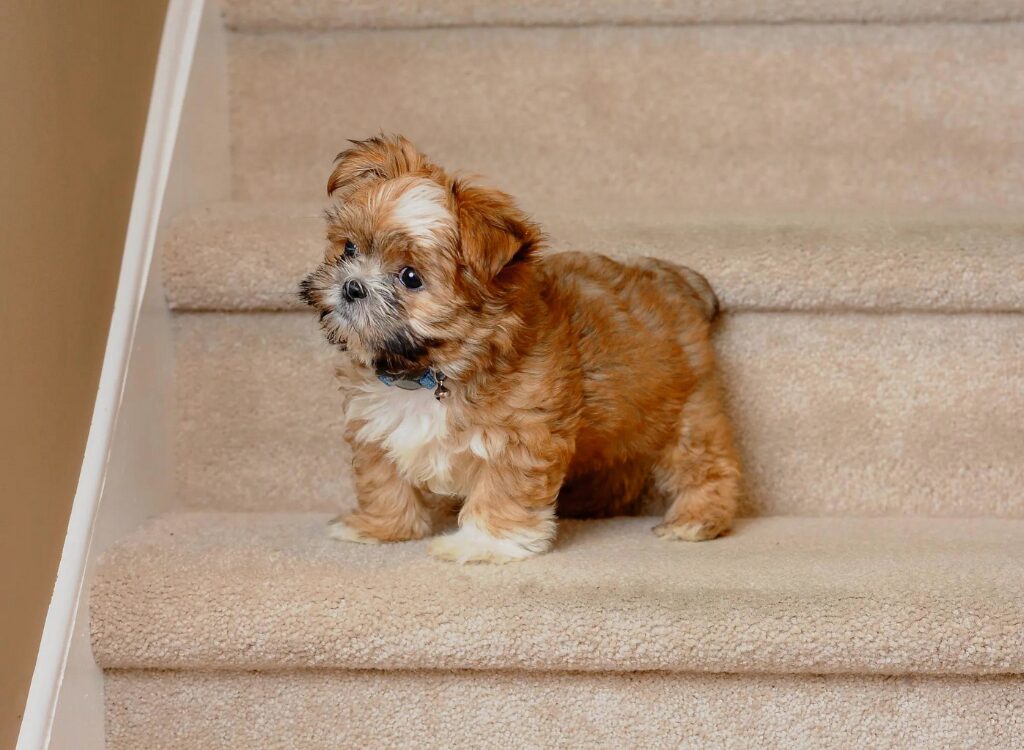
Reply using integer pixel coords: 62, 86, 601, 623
92, 513, 1024, 675
223, 0, 1024, 31
161, 201, 1024, 313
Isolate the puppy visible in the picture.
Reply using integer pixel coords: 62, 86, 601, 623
300, 135, 742, 563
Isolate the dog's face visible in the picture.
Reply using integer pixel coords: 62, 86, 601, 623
300, 135, 542, 377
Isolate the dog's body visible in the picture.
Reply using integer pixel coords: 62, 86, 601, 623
300, 135, 741, 563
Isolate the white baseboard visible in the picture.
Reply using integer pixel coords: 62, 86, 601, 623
16, 1, 207, 747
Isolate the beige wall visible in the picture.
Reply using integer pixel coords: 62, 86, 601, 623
0, 0, 168, 744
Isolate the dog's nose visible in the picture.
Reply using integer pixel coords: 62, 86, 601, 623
342, 279, 367, 302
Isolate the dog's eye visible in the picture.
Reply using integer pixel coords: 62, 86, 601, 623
398, 267, 423, 289
343, 239, 357, 258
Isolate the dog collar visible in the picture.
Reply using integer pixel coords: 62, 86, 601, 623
377, 368, 449, 401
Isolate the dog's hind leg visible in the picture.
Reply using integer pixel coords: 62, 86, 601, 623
652, 375, 742, 541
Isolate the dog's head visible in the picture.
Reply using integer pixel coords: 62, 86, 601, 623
299, 135, 543, 377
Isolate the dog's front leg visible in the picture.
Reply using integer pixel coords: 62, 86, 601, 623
429, 457, 564, 564
328, 440, 433, 544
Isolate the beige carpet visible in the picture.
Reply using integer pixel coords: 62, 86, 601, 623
161, 203, 1024, 313
92, 514, 1024, 674
104, 669, 1024, 750
95, 1, 1024, 746
224, 0, 1024, 31
228, 25, 1024, 211
173, 313, 1024, 516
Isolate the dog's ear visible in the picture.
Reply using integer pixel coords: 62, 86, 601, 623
328, 134, 430, 200
453, 180, 543, 283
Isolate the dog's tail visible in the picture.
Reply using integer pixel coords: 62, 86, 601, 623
677, 266, 720, 322
637, 256, 720, 321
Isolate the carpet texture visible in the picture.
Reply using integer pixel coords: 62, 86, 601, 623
160, 202, 1024, 312
91, 513, 1024, 675
229, 25, 1024, 211
104, 669, 1024, 750
174, 312, 1024, 516
223, 0, 1024, 30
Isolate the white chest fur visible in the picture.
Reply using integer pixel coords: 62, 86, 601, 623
344, 381, 476, 497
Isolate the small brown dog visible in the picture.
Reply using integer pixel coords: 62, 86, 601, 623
300, 135, 741, 563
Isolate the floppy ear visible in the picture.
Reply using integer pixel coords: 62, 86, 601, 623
327, 134, 431, 200
453, 180, 543, 283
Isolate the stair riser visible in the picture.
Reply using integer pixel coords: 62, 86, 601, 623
106, 669, 1024, 750
229, 25, 1024, 212
175, 312, 1024, 516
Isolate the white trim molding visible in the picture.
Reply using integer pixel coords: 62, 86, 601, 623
16, 1, 206, 747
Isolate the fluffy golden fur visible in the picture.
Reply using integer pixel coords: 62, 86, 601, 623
300, 135, 741, 563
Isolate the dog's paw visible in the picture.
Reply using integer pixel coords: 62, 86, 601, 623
428, 521, 548, 564
653, 520, 727, 542
327, 517, 380, 545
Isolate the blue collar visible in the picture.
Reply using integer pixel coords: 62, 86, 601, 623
377, 368, 449, 401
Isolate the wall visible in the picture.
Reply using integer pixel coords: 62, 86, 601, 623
0, 0, 168, 744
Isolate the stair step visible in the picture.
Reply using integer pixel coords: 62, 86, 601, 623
92, 513, 1024, 674
174, 312, 1024, 516
160, 202, 1024, 313
105, 669, 1024, 750
227, 25, 1024, 210
222, 0, 1024, 31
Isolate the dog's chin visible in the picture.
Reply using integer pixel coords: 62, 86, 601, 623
373, 335, 432, 374
343, 324, 433, 375
372, 350, 426, 375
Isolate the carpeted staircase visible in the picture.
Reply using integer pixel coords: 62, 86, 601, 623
93, 1, 1024, 747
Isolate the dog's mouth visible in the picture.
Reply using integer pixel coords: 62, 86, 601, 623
307, 305, 350, 351
319, 306, 438, 374
300, 265, 444, 372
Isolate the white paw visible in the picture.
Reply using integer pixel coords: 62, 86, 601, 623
327, 517, 380, 545
653, 520, 722, 542
428, 520, 550, 564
